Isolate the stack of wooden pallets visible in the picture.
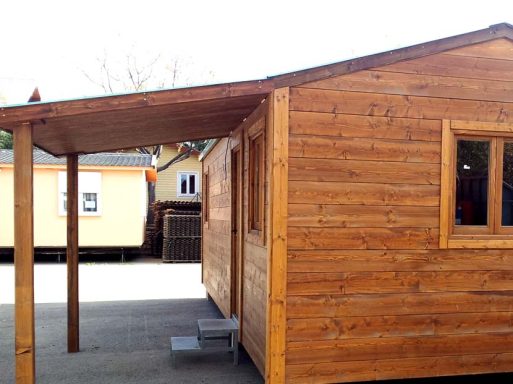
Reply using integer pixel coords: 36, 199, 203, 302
162, 213, 201, 263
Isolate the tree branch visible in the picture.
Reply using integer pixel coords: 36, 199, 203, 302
157, 148, 192, 173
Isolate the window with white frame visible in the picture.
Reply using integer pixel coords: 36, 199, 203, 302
58, 172, 102, 216
177, 172, 199, 197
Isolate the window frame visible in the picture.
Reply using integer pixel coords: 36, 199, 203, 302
58, 171, 102, 217
177, 171, 199, 198
440, 120, 513, 248
248, 131, 265, 233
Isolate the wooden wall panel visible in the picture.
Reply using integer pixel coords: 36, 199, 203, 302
202, 137, 233, 318
289, 158, 440, 184
202, 100, 270, 377
289, 181, 440, 206
240, 100, 271, 376
286, 38, 513, 383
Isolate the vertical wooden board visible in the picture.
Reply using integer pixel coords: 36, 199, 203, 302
266, 87, 289, 384
13, 122, 35, 384
67, 154, 80, 353
439, 120, 452, 248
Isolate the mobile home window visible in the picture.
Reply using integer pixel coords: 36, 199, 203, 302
58, 172, 102, 216
440, 120, 513, 248
249, 133, 264, 231
177, 171, 199, 197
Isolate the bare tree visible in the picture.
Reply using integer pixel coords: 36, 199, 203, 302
82, 50, 212, 221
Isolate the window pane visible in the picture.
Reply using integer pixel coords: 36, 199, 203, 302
455, 140, 489, 226
83, 193, 98, 212
189, 174, 196, 194
180, 174, 188, 194
502, 142, 513, 226
253, 141, 260, 225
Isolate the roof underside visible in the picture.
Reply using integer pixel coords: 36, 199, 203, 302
1, 23, 513, 156
0, 81, 272, 156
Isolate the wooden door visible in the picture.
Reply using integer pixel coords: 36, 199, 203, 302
231, 146, 243, 321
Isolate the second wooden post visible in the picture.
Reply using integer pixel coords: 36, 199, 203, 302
67, 154, 79, 353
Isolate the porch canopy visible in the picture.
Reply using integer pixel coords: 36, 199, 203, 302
0, 79, 273, 156
0, 78, 273, 384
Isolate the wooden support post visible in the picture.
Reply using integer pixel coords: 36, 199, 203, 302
266, 87, 289, 384
14, 121, 35, 384
67, 154, 79, 353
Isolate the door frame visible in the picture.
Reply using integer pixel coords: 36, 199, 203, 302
230, 144, 244, 337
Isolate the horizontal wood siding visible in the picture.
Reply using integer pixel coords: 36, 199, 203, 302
286, 39, 513, 383
202, 138, 233, 318
202, 100, 270, 377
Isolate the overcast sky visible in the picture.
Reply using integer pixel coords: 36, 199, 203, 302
1, 0, 512, 104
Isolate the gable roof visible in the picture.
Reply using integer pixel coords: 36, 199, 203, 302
0, 149, 152, 168
1, 23, 512, 157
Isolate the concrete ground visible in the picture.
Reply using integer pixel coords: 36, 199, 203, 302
0, 261, 263, 384
0, 260, 207, 304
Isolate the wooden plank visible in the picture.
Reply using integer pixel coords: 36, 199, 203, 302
288, 227, 437, 250
289, 158, 440, 185
451, 119, 513, 133
286, 332, 513, 365
13, 121, 35, 384
288, 271, 513, 295
288, 273, 346, 295
378, 53, 513, 82
286, 352, 513, 384
289, 135, 440, 163
288, 204, 439, 228
287, 249, 513, 272
448, 238, 513, 248
67, 154, 79, 353
287, 291, 513, 318
289, 111, 441, 142
289, 181, 440, 206
287, 312, 513, 341
272, 24, 513, 88
302, 69, 513, 103
266, 87, 289, 384
340, 271, 513, 294
439, 120, 453, 248
446, 38, 513, 60
289, 87, 513, 123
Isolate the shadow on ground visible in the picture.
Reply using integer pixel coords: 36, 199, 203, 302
0, 298, 263, 384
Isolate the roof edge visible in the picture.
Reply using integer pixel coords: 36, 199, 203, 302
271, 23, 513, 88
199, 139, 220, 162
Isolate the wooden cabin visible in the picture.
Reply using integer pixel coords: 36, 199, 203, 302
5, 23, 513, 384
200, 23, 513, 383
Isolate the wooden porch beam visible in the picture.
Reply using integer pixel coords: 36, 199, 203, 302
14, 121, 35, 384
266, 87, 289, 384
67, 154, 79, 353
